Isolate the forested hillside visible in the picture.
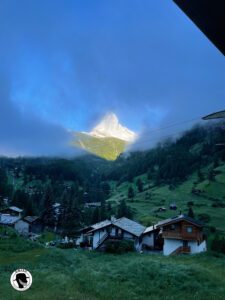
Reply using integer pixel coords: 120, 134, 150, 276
0, 122, 225, 238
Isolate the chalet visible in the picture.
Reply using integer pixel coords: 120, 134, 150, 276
155, 214, 207, 255
77, 214, 207, 255
0, 206, 23, 217
78, 217, 145, 251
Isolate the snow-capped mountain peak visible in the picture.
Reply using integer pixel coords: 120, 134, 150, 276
88, 113, 137, 142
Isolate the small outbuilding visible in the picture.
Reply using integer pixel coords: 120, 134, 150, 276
0, 206, 23, 217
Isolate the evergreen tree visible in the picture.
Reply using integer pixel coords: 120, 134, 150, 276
101, 182, 111, 197
41, 185, 55, 227
58, 187, 82, 234
197, 169, 204, 182
100, 194, 106, 221
128, 186, 134, 200
136, 178, 143, 192
117, 199, 133, 219
208, 168, 215, 181
0, 168, 8, 196
24, 198, 35, 216
213, 157, 219, 168
12, 189, 29, 210
106, 202, 112, 212
92, 207, 100, 224
188, 207, 195, 219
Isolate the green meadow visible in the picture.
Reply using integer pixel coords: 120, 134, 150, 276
0, 232, 225, 300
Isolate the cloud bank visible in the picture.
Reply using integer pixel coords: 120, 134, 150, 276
0, 0, 224, 156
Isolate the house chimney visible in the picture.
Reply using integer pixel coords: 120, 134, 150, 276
111, 215, 116, 222
153, 224, 154, 229
179, 210, 182, 216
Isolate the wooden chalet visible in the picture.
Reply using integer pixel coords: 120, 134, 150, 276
77, 214, 207, 255
155, 214, 207, 255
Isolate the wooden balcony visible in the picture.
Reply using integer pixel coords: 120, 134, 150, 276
162, 231, 202, 240
162, 231, 182, 239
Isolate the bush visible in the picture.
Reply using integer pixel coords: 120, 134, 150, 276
209, 226, 216, 233
211, 236, 225, 254
211, 202, 225, 208
105, 240, 134, 254
58, 242, 74, 249
198, 213, 211, 223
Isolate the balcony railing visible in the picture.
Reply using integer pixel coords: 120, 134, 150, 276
162, 231, 182, 239
162, 231, 202, 240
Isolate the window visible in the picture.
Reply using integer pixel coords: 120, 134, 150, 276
171, 224, 176, 230
187, 226, 193, 233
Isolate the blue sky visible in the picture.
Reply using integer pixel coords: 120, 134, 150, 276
0, 0, 224, 156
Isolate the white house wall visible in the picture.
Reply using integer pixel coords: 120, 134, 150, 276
76, 233, 84, 246
163, 239, 207, 255
163, 239, 183, 256
141, 233, 154, 248
93, 228, 108, 249
123, 231, 133, 239
189, 240, 207, 253
14, 220, 29, 234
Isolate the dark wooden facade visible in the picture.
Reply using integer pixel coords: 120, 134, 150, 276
162, 220, 203, 243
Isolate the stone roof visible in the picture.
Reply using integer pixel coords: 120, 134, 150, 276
87, 217, 146, 237
156, 214, 203, 228
90, 219, 112, 231
9, 206, 23, 213
114, 217, 146, 237
23, 216, 40, 223
0, 214, 21, 225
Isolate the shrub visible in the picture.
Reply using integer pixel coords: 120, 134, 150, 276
198, 213, 211, 223
211, 236, 225, 254
209, 226, 216, 233
58, 242, 74, 249
105, 240, 134, 254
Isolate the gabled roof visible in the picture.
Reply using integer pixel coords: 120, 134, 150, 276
87, 217, 146, 237
143, 225, 159, 234
9, 206, 23, 213
156, 214, 203, 228
23, 216, 40, 223
114, 217, 145, 237
87, 220, 112, 233
92, 219, 112, 230
0, 214, 21, 225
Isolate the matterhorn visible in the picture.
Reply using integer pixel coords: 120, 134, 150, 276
71, 113, 137, 160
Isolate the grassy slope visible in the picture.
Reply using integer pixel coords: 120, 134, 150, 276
108, 164, 225, 233
0, 234, 225, 300
71, 132, 127, 160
